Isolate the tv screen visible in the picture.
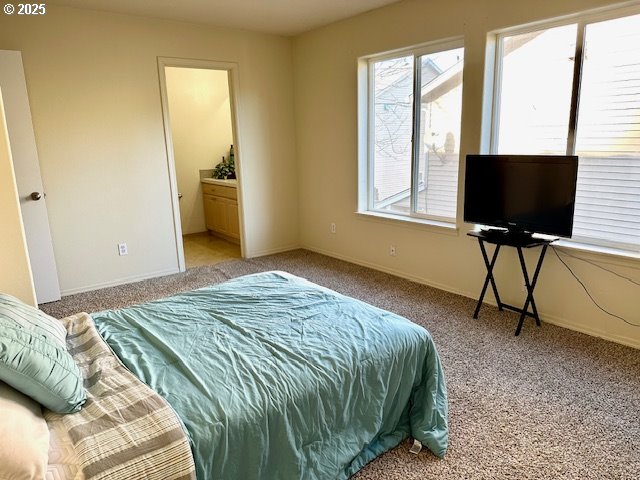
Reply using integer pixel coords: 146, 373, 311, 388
464, 154, 579, 238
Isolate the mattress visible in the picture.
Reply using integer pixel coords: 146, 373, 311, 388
92, 271, 448, 479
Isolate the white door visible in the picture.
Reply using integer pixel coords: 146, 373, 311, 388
0, 50, 61, 303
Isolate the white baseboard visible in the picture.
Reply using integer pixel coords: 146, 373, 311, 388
246, 243, 300, 259
60, 268, 180, 297
302, 244, 640, 350
476, 296, 640, 349
302, 244, 472, 298
539, 312, 640, 350
58, 242, 301, 297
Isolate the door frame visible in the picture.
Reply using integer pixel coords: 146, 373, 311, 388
157, 57, 246, 271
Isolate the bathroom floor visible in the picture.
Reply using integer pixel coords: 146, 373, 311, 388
182, 232, 241, 268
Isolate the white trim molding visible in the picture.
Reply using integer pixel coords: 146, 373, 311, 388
156, 57, 246, 271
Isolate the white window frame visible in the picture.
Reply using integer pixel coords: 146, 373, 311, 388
487, 4, 640, 253
357, 37, 464, 227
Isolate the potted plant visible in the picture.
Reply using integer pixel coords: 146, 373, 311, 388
212, 156, 235, 179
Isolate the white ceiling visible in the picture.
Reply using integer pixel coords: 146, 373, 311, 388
48, 0, 403, 36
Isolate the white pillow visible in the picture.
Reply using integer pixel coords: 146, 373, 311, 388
0, 381, 50, 480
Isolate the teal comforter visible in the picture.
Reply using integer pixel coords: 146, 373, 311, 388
93, 271, 448, 479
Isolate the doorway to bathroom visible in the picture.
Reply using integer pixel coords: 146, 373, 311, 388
158, 58, 244, 270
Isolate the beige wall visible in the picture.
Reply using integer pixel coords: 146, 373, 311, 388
293, 0, 640, 348
0, 88, 36, 306
165, 67, 233, 235
0, 1, 637, 348
0, 6, 299, 295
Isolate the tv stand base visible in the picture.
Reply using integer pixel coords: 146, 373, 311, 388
468, 230, 554, 336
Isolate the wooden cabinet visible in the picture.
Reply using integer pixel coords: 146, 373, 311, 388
202, 182, 240, 243
204, 195, 227, 232
227, 201, 240, 238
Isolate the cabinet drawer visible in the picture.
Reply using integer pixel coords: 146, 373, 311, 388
202, 183, 237, 200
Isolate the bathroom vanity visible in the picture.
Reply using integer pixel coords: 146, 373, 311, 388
201, 178, 240, 243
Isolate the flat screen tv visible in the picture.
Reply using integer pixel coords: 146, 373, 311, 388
464, 154, 579, 238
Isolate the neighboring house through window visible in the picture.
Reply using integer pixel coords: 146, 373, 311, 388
359, 39, 464, 225
490, 8, 640, 251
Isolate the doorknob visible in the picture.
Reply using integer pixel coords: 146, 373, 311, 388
30, 192, 42, 201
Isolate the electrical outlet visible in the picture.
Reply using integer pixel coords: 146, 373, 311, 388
330, 222, 336, 234
118, 242, 128, 256
390, 245, 396, 256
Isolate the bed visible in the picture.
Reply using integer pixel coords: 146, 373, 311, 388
4, 271, 448, 479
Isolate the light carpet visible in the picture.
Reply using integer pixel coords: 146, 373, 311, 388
41, 250, 640, 480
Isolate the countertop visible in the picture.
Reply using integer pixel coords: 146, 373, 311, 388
202, 178, 237, 187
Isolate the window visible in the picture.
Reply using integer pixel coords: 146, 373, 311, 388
361, 40, 464, 223
492, 10, 640, 251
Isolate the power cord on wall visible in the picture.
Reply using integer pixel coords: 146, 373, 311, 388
551, 246, 640, 327
556, 247, 640, 286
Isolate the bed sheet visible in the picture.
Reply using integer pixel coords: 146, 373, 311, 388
93, 271, 448, 479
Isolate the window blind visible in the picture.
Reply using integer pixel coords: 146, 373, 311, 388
573, 14, 640, 249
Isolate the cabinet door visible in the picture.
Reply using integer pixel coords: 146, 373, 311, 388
227, 201, 240, 239
203, 195, 228, 233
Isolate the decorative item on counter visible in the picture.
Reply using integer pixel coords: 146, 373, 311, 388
227, 144, 235, 178
212, 152, 236, 180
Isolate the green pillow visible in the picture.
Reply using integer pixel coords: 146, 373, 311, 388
0, 293, 67, 348
0, 294, 85, 414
